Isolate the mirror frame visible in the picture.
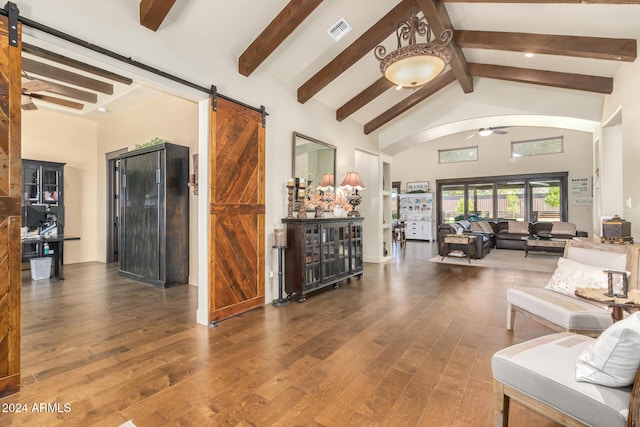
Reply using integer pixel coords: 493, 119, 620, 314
292, 132, 337, 196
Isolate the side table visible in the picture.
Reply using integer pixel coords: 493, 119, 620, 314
575, 287, 640, 322
441, 234, 475, 264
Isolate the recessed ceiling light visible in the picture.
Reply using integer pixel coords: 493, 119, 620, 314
98, 107, 108, 113
524, 53, 534, 58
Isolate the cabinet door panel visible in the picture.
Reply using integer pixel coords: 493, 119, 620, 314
121, 151, 160, 280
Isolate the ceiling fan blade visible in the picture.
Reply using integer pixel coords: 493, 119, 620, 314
22, 79, 52, 92
493, 129, 508, 135
21, 94, 38, 110
28, 93, 84, 110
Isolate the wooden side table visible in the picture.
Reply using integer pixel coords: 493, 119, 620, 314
575, 287, 640, 322
441, 234, 475, 263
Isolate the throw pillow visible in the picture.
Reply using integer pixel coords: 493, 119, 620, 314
544, 257, 622, 296
507, 221, 529, 235
478, 221, 494, 233
575, 311, 640, 387
551, 222, 576, 236
470, 222, 483, 232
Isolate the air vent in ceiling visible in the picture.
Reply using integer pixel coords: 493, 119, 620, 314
327, 18, 352, 42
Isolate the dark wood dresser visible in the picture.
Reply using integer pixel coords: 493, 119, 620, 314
282, 217, 363, 301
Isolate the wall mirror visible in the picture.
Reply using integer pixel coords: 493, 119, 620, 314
292, 132, 336, 199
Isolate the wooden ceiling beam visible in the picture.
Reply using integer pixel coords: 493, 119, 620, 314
336, 77, 393, 122
140, 0, 176, 31
467, 62, 613, 94
364, 70, 457, 134
239, 0, 324, 77
22, 43, 133, 84
297, 0, 415, 104
442, 0, 640, 3
415, 0, 473, 93
22, 58, 114, 95
28, 93, 84, 110
24, 78, 97, 103
456, 30, 636, 62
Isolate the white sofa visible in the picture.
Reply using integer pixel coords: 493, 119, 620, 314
506, 239, 639, 337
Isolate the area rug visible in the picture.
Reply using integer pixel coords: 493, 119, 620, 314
430, 248, 559, 273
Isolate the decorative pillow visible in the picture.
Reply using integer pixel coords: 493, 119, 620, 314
544, 257, 622, 296
458, 220, 471, 230
507, 221, 529, 235
478, 221, 494, 233
576, 311, 640, 387
551, 222, 576, 236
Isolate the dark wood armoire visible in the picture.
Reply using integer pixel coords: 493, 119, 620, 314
119, 142, 189, 287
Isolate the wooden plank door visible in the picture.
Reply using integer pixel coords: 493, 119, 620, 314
0, 13, 22, 397
208, 96, 265, 323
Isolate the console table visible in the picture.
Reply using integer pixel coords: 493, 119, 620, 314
282, 217, 363, 301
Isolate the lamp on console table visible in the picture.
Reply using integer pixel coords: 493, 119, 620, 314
316, 173, 334, 193
340, 171, 366, 217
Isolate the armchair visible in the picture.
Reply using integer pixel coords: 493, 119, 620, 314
493, 331, 640, 426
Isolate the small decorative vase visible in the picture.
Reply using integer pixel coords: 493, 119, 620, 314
315, 206, 324, 218
333, 206, 343, 218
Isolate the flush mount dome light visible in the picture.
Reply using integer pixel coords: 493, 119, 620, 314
374, 9, 453, 89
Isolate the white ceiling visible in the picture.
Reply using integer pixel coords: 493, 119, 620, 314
14, 1, 640, 149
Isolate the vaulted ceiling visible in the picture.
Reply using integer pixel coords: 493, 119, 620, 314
17, 0, 640, 144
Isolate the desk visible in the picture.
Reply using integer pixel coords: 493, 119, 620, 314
575, 287, 640, 322
22, 236, 80, 280
441, 234, 475, 263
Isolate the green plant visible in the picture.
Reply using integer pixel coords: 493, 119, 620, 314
135, 137, 168, 149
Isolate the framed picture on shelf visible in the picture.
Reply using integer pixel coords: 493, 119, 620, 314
406, 181, 429, 193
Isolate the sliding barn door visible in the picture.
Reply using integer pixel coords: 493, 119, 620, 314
208, 96, 265, 323
0, 13, 22, 397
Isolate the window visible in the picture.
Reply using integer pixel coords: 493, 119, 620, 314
439, 146, 478, 164
436, 173, 568, 224
441, 184, 465, 223
497, 181, 525, 220
467, 183, 494, 221
512, 136, 563, 158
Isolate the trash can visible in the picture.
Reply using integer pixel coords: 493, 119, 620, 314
30, 257, 52, 281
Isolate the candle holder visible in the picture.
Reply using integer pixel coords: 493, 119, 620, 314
297, 183, 307, 219
286, 182, 295, 218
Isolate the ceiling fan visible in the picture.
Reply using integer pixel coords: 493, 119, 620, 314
467, 126, 510, 138
21, 74, 84, 111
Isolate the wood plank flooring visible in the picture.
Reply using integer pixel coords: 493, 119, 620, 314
1, 243, 561, 426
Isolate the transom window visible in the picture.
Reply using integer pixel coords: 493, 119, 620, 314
439, 146, 478, 164
512, 136, 564, 158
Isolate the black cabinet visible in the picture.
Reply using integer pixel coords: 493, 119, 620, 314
282, 217, 363, 301
119, 143, 189, 287
21, 159, 65, 262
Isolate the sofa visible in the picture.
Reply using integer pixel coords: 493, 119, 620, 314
437, 221, 493, 259
438, 220, 587, 257
494, 220, 586, 250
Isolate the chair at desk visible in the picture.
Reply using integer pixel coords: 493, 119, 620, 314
393, 221, 406, 248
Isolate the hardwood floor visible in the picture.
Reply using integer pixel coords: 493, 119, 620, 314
1, 243, 561, 426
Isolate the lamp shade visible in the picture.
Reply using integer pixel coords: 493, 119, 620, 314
339, 171, 366, 191
316, 173, 334, 191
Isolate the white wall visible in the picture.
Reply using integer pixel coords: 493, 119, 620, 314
22, 110, 98, 264
390, 127, 594, 234
601, 58, 640, 242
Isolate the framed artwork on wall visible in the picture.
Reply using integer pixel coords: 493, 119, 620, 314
406, 181, 429, 193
